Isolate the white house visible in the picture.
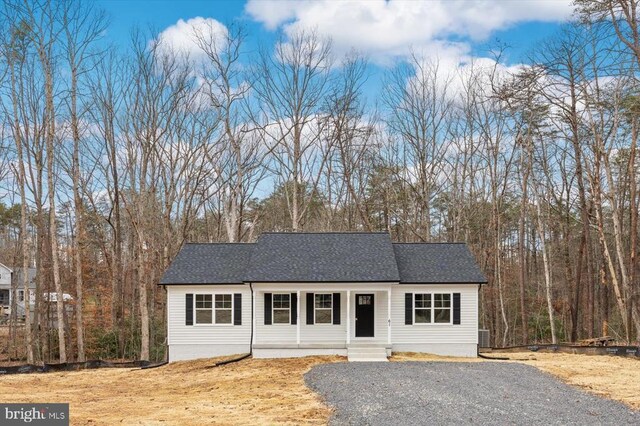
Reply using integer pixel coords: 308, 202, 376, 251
160, 232, 487, 362
0, 263, 37, 319
0, 262, 12, 309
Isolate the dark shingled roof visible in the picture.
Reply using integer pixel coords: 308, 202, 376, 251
392, 243, 487, 284
160, 243, 254, 284
244, 232, 400, 282
160, 233, 487, 285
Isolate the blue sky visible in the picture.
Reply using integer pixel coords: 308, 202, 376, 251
97, 0, 573, 66
93, 0, 575, 123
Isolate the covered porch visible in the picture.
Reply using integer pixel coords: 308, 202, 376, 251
251, 284, 393, 359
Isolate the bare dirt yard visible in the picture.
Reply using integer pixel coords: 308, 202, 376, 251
0, 352, 638, 425
0, 355, 342, 425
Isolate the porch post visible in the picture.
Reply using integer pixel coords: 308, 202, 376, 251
346, 290, 351, 345
252, 288, 257, 347
387, 288, 392, 346
296, 290, 301, 345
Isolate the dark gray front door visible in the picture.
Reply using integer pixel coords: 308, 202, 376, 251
355, 294, 374, 337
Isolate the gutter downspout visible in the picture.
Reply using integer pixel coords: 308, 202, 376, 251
249, 282, 254, 355
163, 284, 168, 362
208, 282, 254, 368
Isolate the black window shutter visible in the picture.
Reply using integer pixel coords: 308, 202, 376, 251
233, 293, 242, 325
332, 293, 341, 325
186, 293, 193, 326
453, 293, 461, 325
405, 293, 413, 325
306, 292, 314, 325
291, 293, 298, 325
264, 293, 272, 325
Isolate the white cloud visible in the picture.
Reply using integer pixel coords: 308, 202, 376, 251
245, 0, 573, 63
154, 17, 228, 61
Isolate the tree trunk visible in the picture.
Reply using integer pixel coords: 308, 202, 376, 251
9, 56, 34, 363
535, 197, 557, 344
42, 53, 66, 363
69, 53, 86, 362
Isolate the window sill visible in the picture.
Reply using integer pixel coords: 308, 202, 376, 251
412, 323, 454, 326
192, 323, 235, 327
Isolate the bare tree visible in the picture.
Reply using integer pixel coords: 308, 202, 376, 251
383, 55, 455, 241
195, 23, 266, 242
253, 30, 333, 231
61, 0, 107, 362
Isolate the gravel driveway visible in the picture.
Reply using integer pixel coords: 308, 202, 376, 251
305, 362, 640, 425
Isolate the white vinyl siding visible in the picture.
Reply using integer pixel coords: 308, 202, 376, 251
167, 285, 250, 346
300, 292, 345, 343
391, 284, 479, 345
167, 283, 479, 360
256, 291, 296, 343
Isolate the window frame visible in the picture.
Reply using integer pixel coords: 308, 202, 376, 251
214, 294, 233, 325
193, 292, 235, 326
412, 292, 453, 325
313, 293, 333, 325
271, 293, 291, 325
413, 293, 432, 324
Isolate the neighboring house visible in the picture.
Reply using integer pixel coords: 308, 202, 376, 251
0, 262, 12, 308
160, 232, 487, 362
0, 264, 37, 318
0, 266, 72, 321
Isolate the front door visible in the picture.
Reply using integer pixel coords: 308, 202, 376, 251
355, 294, 374, 337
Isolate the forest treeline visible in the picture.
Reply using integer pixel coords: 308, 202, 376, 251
0, 0, 639, 363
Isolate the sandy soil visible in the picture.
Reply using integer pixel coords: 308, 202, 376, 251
0, 355, 343, 425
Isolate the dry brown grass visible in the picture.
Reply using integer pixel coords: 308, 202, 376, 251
507, 352, 640, 410
0, 355, 344, 425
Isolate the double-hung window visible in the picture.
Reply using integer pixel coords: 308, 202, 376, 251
195, 294, 213, 324
195, 294, 232, 325
433, 294, 451, 323
272, 294, 291, 324
414, 293, 451, 324
214, 295, 232, 324
414, 293, 431, 323
314, 294, 332, 324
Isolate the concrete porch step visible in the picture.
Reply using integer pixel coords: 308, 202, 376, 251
347, 345, 388, 362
